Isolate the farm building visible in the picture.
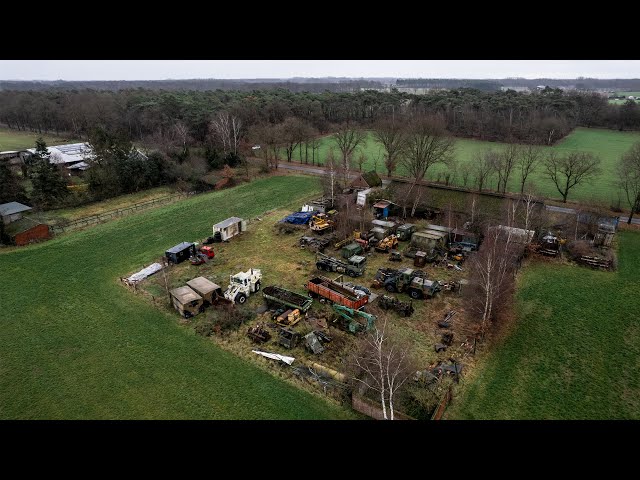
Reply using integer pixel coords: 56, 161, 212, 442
165, 242, 196, 264
4, 217, 51, 246
169, 286, 203, 318
0, 201, 32, 224
24, 143, 147, 172
372, 200, 399, 219
350, 171, 382, 190
213, 217, 246, 240
25, 143, 94, 169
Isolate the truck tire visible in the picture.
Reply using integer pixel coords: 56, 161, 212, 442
348, 270, 357, 278
255, 282, 261, 292
385, 284, 396, 293
237, 293, 247, 304
316, 263, 325, 271
410, 289, 423, 300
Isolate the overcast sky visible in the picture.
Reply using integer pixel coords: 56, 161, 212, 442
1, 60, 639, 81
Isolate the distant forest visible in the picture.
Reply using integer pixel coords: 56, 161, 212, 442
3, 77, 640, 93
1, 87, 639, 147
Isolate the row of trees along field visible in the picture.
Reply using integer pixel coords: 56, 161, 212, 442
1, 87, 640, 146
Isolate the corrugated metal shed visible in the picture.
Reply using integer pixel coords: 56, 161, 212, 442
26, 143, 94, 165
0, 202, 32, 216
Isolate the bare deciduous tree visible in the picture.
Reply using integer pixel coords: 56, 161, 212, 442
210, 111, 243, 155
493, 143, 520, 194
400, 115, 455, 216
281, 117, 308, 162
373, 117, 406, 177
518, 144, 543, 194
543, 151, 601, 203
173, 121, 190, 156
248, 122, 281, 170
322, 147, 338, 206
309, 136, 322, 166
356, 150, 367, 172
472, 149, 497, 192
467, 227, 522, 336
618, 142, 640, 224
520, 187, 540, 234
351, 318, 413, 420
333, 123, 367, 172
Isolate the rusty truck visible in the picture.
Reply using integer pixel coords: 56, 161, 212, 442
307, 275, 369, 309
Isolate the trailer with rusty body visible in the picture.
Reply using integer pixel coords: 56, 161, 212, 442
262, 285, 313, 313
307, 275, 369, 310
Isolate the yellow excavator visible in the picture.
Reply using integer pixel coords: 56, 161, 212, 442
310, 213, 335, 234
375, 234, 399, 253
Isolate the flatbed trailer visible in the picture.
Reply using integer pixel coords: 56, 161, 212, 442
307, 276, 368, 310
262, 285, 313, 312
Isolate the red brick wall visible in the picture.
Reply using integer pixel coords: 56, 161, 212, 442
14, 224, 50, 246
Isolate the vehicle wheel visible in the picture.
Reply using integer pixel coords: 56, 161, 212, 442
255, 282, 261, 292
316, 263, 324, 271
385, 284, 396, 293
410, 289, 423, 300
237, 294, 247, 304
348, 270, 357, 278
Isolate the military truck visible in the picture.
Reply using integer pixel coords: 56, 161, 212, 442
396, 224, 416, 241
378, 294, 414, 317
379, 267, 442, 299
316, 252, 366, 277
341, 242, 363, 259
224, 268, 262, 304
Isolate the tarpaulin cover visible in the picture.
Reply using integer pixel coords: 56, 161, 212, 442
127, 262, 163, 283
281, 211, 314, 225
252, 350, 295, 365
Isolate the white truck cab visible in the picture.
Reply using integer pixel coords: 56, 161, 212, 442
224, 268, 262, 304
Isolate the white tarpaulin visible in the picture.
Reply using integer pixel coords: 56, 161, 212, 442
126, 262, 163, 283
252, 350, 295, 365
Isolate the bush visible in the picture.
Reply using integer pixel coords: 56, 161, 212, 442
193, 305, 255, 337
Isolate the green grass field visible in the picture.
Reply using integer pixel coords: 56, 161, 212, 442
446, 230, 640, 419
0, 175, 355, 419
0, 128, 77, 151
304, 127, 640, 205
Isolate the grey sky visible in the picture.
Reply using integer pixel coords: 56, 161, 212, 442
1, 60, 639, 81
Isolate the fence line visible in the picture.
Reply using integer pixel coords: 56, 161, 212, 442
431, 386, 453, 420
51, 192, 195, 234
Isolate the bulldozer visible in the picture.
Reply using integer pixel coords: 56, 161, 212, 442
374, 234, 399, 253
331, 304, 376, 334
309, 213, 335, 234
